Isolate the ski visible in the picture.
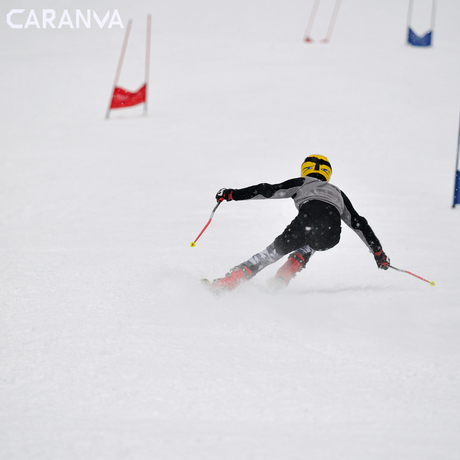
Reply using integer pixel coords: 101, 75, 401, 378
200, 278, 221, 297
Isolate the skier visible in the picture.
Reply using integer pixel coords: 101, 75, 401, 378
204, 154, 390, 294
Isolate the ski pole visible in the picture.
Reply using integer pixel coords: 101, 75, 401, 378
389, 265, 435, 286
190, 199, 223, 247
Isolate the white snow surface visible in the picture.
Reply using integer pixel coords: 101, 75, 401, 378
1, 0, 460, 458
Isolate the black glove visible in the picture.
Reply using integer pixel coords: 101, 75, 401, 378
374, 250, 390, 270
216, 188, 234, 202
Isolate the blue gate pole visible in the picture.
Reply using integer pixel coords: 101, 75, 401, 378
453, 110, 460, 208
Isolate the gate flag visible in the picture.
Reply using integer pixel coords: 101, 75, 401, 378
110, 84, 146, 109
453, 171, 460, 207
106, 15, 151, 118
406, 0, 436, 47
408, 28, 432, 46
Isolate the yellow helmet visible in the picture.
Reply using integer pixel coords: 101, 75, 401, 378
301, 154, 332, 182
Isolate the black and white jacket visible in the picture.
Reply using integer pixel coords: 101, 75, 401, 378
229, 176, 382, 253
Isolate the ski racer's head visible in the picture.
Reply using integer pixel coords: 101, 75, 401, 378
301, 155, 332, 182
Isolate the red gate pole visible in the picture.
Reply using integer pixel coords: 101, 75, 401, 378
304, 0, 321, 42
106, 19, 132, 119
322, 0, 342, 43
144, 14, 151, 115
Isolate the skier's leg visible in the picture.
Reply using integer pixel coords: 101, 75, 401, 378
209, 242, 283, 293
268, 201, 341, 289
242, 242, 284, 275
208, 201, 341, 294
271, 245, 315, 288
296, 245, 316, 261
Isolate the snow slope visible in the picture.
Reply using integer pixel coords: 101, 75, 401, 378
1, 0, 460, 459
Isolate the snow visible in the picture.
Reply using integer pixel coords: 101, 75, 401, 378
1, 0, 460, 458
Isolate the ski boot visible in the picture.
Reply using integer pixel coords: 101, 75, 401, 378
204, 264, 253, 296
269, 252, 306, 290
